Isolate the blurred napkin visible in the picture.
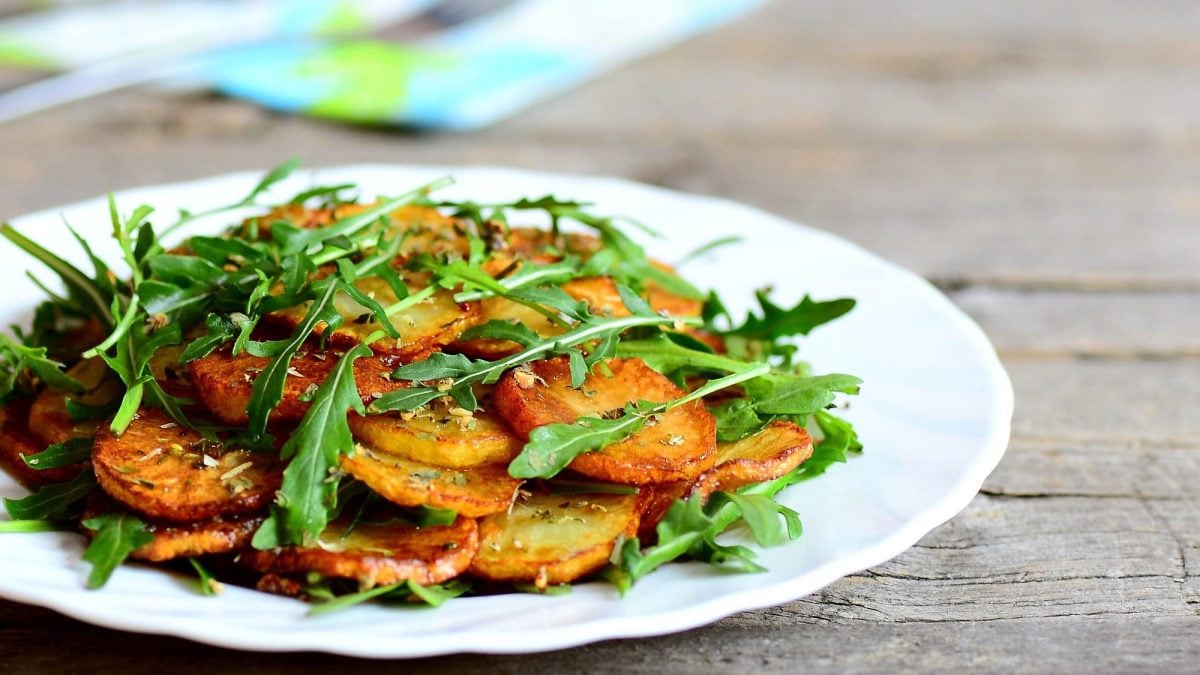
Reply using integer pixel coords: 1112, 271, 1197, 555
0, 0, 762, 129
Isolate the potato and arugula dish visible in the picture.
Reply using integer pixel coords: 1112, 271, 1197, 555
0, 162, 861, 611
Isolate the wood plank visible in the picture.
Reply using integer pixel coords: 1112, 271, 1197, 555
1008, 360, 1200, 444
952, 288, 1200, 357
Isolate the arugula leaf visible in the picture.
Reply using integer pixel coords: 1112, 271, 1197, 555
0, 519, 62, 533
308, 579, 471, 615
615, 333, 750, 376
188, 559, 223, 596
711, 372, 862, 442
744, 372, 861, 416
0, 224, 113, 327
253, 339, 373, 548
508, 406, 650, 479
21, 437, 92, 470
712, 492, 802, 546
244, 157, 300, 203
245, 278, 343, 440
724, 291, 855, 341
3, 471, 95, 520
0, 334, 84, 400
794, 410, 863, 482
81, 512, 155, 589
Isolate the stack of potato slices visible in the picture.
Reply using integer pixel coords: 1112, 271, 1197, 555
0, 165, 859, 608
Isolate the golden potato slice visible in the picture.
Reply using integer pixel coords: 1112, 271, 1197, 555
493, 357, 718, 484
266, 273, 482, 362
92, 408, 282, 522
503, 227, 601, 261
81, 493, 264, 562
28, 358, 119, 447
242, 516, 478, 588
0, 401, 84, 488
348, 393, 521, 468
469, 491, 639, 585
692, 421, 813, 498
450, 277, 630, 359
243, 203, 468, 261
340, 445, 520, 517
635, 480, 690, 542
146, 343, 198, 400
188, 343, 405, 424
450, 296, 565, 360
135, 515, 264, 562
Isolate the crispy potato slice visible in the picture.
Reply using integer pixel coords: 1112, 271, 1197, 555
348, 392, 521, 468
493, 357, 718, 484
92, 408, 282, 522
635, 480, 690, 542
452, 274, 698, 359
450, 296, 566, 360
146, 343, 198, 399
134, 514, 264, 562
242, 516, 478, 588
243, 203, 466, 260
340, 445, 520, 517
266, 273, 482, 362
692, 421, 813, 498
28, 358, 120, 447
188, 343, 405, 424
82, 494, 264, 562
504, 227, 601, 260
469, 491, 639, 585
0, 401, 83, 487
449, 276, 630, 359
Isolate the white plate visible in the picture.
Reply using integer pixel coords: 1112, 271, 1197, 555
0, 165, 1012, 657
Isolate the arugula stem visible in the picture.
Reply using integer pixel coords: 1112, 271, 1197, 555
460, 315, 701, 389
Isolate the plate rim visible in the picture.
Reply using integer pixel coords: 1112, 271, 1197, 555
0, 163, 1014, 657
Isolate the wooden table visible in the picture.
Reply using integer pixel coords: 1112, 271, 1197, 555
1, 1, 1196, 671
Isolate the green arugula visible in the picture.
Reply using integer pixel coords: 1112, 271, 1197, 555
189, 559, 223, 596
308, 578, 472, 615
81, 512, 154, 589
0, 334, 83, 401
253, 338, 375, 549
3, 471, 95, 520
0, 519, 62, 533
20, 437, 92, 470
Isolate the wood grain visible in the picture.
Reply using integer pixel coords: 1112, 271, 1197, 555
0, 0, 1196, 671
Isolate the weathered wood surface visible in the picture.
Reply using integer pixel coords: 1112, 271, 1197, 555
0, 0, 1197, 672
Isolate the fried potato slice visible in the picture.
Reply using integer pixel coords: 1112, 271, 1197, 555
348, 393, 522, 468
242, 516, 478, 588
469, 491, 639, 585
449, 276, 631, 359
340, 445, 520, 517
451, 275, 698, 359
503, 227, 601, 261
450, 296, 566, 360
92, 408, 282, 522
493, 357, 718, 484
147, 343, 198, 400
28, 357, 119, 447
82, 493, 264, 562
134, 514, 265, 562
635, 480, 690, 542
0, 401, 83, 487
266, 273, 482, 362
188, 342, 405, 424
243, 204, 466, 261
692, 421, 813, 498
